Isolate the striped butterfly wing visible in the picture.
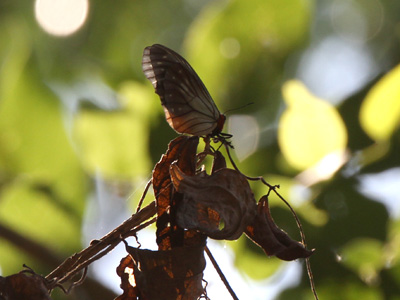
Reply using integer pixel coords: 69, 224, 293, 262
142, 44, 224, 136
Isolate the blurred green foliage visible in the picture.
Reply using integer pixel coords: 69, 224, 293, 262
1, 0, 400, 299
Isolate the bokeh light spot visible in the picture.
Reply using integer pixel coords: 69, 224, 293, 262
220, 38, 241, 59
330, 0, 384, 42
360, 63, 400, 141
35, 0, 89, 37
228, 114, 259, 161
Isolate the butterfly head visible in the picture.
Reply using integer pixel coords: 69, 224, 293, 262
212, 114, 226, 136
210, 114, 233, 148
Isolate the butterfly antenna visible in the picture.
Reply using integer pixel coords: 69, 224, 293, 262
223, 102, 254, 115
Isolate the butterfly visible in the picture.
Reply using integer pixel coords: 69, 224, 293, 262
142, 44, 232, 146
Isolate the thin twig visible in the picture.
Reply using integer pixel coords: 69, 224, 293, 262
136, 179, 152, 213
224, 144, 275, 189
205, 246, 239, 300
224, 143, 319, 300
48, 214, 155, 290
55, 242, 120, 285
65, 267, 88, 293
306, 257, 319, 300
126, 217, 157, 238
225, 144, 306, 243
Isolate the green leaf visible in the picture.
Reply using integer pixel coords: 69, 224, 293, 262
73, 82, 156, 178
360, 64, 400, 141
340, 238, 385, 284
0, 181, 81, 274
279, 80, 348, 170
306, 281, 384, 300
230, 236, 282, 280
0, 60, 86, 215
184, 0, 313, 111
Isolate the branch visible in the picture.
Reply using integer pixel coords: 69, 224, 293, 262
45, 201, 157, 289
205, 246, 239, 300
224, 144, 319, 300
0, 222, 62, 268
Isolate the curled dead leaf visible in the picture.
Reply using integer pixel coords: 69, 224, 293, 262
245, 195, 314, 261
152, 136, 200, 249
115, 255, 139, 300
152, 136, 199, 217
211, 150, 226, 173
170, 163, 256, 240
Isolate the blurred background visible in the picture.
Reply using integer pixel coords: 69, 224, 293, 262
1, 0, 400, 299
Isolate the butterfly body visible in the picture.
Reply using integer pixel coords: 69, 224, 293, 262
142, 44, 228, 140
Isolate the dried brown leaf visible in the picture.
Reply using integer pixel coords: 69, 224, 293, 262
245, 195, 314, 261
115, 255, 139, 300
0, 272, 51, 300
170, 164, 256, 240
211, 150, 226, 173
123, 243, 206, 300
152, 136, 198, 217
152, 136, 200, 249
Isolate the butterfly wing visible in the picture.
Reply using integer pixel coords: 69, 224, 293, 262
142, 44, 222, 136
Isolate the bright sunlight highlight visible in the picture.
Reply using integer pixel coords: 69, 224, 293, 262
35, 0, 89, 36
296, 150, 349, 186
279, 80, 348, 170
360, 63, 400, 141
228, 115, 259, 161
